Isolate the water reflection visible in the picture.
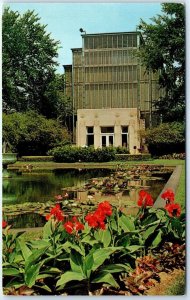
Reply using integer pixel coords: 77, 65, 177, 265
3, 168, 170, 229
3, 169, 112, 204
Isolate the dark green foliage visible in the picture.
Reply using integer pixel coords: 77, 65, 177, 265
49, 146, 116, 162
138, 3, 185, 121
115, 147, 129, 154
2, 7, 60, 115
3, 111, 71, 156
142, 122, 185, 156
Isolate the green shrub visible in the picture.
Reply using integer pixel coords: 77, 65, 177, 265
3, 111, 71, 156
49, 146, 116, 162
142, 122, 185, 156
115, 146, 129, 154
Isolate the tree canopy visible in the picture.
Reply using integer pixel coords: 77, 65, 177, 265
138, 3, 185, 122
2, 7, 60, 114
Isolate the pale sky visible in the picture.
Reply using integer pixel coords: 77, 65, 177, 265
5, 2, 163, 73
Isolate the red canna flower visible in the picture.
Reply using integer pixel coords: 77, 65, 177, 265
97, 201, 112, 216
161, 189, 175, 203
64, 217, 84, 234
46, 204, 64, 222
165, 203, 181, 217
75, 221, 84, 231
2, 220, 7, 228
64, 221, 74, 234
138, 190, 154, 207
85, 213, 99, 228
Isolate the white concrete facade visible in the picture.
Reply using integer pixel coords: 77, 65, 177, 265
76, 108, 145, 154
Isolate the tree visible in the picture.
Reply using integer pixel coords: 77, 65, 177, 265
45, 74, 73, 128
2, 111, 71, 156
138, 3, 185, 122
141, 122, 185, 156
2, 7, 60, 114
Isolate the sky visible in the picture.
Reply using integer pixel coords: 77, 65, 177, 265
5, 1, 163, 73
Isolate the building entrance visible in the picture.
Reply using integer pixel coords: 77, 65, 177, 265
101, 134, 114, 147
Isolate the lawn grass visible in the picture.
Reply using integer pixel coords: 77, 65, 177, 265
165, 272, 185, 295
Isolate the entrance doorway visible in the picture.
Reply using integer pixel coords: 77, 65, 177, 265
101, 135, 114, 147
101, 127, 114, 147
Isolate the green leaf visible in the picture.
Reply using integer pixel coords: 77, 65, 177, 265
3, 268, 20, 276
29, 239, 50, 249
56, 271, 85, 287
70, 250, 84, 275
119, 214, 135, 232
142, 224, 159, 240
125, 245, 143, 253
151, 230, 162, 248
63, 241, 85, 256
81, 235, 99, 246
34, 284, 52, 293
25, 246, 48, 270
43, 220, 53, 239
25, 261, 42, 288
91, 247, 121, 272
100, 263, 131, 273
94, 229, 111, 247
84, 253, 94, 277
17, 239, 32, 261
92, 271, 119, 288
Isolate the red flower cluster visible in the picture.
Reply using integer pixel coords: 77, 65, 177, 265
161, 189, 175, 203
165, 203, 181, 217
85, 201, 112, 230
2, 220, 7, 228
137, 190, 154, 207
46, 204, 64, 222
64, 216, 84, 234
161, 189, 181, 217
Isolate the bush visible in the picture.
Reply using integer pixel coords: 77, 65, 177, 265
115, 146, 129, 154
142, 122, 185, 156
49, 146, 116, 162
3, 111, 71, 156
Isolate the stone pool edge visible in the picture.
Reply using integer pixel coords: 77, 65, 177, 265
153, 165, 183, 208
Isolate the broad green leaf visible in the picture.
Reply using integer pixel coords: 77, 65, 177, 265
125, 245, 143, 253
91, 247, 121, 272
56, 271, 85, 287
142, 224, 159, 240
29, 239, 50, 249
81, 235, 99, 246
119, 215, 135, 232
34, 284, 52, 293
36, 274, 53, 280
63, 241, 85, 256
94, 229, 111, 247
42, 267, 62, 274
43, 220, 53, 239
92, 271, 119, 288
83, 253, 94, 277
3, 268, 20, 276
25, 246, 48, 270
25, 261, 42, 288
70, 250, 84, 275
100, 263, 131, 273
17, 239, 32, 261
151, 230, 162, 248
